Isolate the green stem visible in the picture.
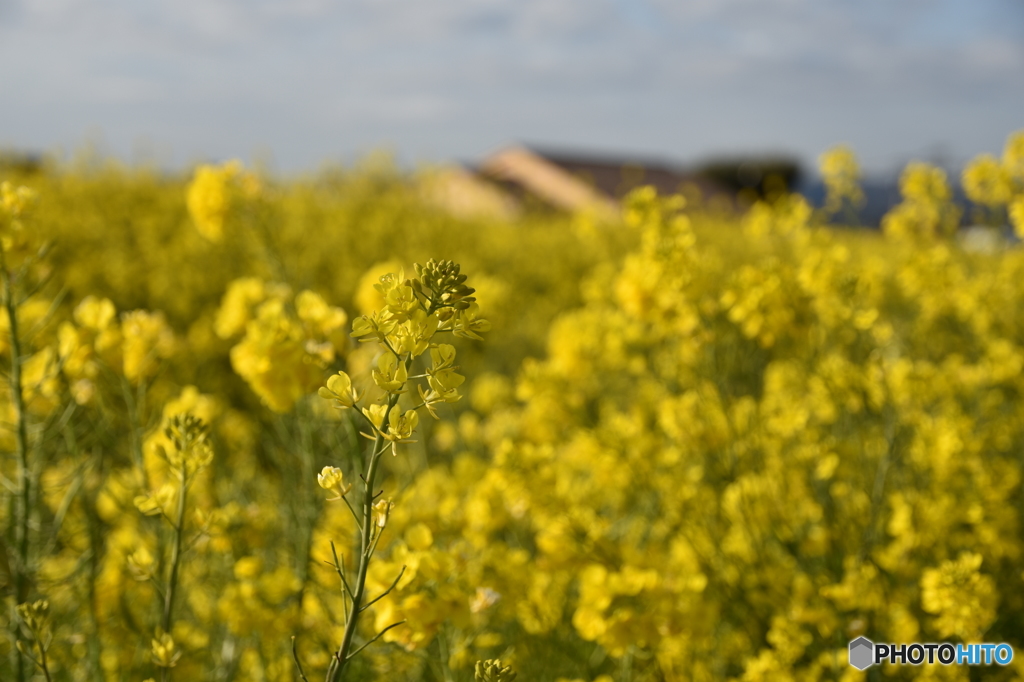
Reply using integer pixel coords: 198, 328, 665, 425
2, 240, 30, 682
295, 410, 317, 615
292, 636, 311, 682
328, 394, 396, 682
121, 378, 147, 480
160, 470, 189, 682
81, 447, 105, 681
36, 644, 52, 682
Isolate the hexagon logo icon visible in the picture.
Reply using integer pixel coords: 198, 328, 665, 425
849, 637, 874, 670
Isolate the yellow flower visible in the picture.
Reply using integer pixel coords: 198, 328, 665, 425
134, 484, 177, 517
151, 629, 181, 668
426, 369, 465, 404
0, 182, 37, 227
389, 309, 440, 356
362, 403, 388, 433
127, 547, 156, 581
23, 346, 61, 415
185, 161, 247, 242
882, 162, 961, 239
318, 371, 360, 409
417, 383, 444, 420
372, 352, 408, 393
962, 154, 1013, 206
317, 465, 352, 501
121, 310, 175, 384
819, 145, 865, 214
224, 286, 342, 412
233, 556, 263, 580
384, 407, 419, 454
450, 304, 491, 341
74, 295, 117, 330
429, 343, 457, 371
1010, 195, 1024, 240
901, 162, 951, 204
376, 270, 419, 319
214, 277, 266, 339
372, 498, 394, 528
351, 311, 398, 343
1002, 129, 1024, 181
417, 345, 465, 416
296, 290, 348, 337
354, 260, 403, 316
921, 552, 997, 640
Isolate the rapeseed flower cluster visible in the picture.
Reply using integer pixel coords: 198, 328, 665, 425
1, 137, 1024, 681
216, 278, 348, 413
962, 131, 1024, 236
883, 162, 962, 240
819, 145, 865, 220
185, 161, 261, 243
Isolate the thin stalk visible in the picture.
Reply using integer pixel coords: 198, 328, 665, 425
328, 395, 396, 682
294, 410, 317, 615
36, 645, 52, 682
361, 565, 405, 613
344, 620, 404, 661
160, 471, 189, 682
68, 423, 104, 682
437, 628, 454, 682
86, 492, 104, 680
291, 636, 311, 682
2, 242, 30, 682
121, 377, 147, 478
19, 643, 52, 682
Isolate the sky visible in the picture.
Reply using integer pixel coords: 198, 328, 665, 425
0, 0, 1022, 177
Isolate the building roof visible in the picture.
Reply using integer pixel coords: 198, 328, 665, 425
478, 146, 618, 214
476, 145, 730, 213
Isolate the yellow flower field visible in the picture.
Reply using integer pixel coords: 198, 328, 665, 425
1, 133, 1024, 681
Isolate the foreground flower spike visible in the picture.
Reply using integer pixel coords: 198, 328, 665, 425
317, 259, 488, 457
301, 260, 486, 681
130, 411, 214, 680
475, 659, 517, 682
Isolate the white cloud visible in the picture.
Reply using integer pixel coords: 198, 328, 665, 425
961, 38, 1023, 71
0, 0, 1021, 172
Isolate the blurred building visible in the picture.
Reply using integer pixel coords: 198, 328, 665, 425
417, 164, 523, 221
422, 144, 791, 220
476, 145, 733, 214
